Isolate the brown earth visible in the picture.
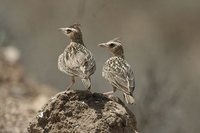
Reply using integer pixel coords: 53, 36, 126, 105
28, 90, 137, 133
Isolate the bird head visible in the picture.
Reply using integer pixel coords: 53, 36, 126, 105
98, 38, 124, 58
59, 23, 83, 43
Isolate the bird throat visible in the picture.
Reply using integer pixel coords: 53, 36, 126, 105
113, 48, 125, 59
70, 34, 84, 45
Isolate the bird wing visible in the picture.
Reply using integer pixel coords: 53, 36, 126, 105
64, 46, 96, 78
76, 49, 96, 77
103, 59, 135, 94
58, 52, 80, 76
116, 66, 135, 93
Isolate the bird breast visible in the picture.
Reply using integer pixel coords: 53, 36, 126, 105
103, 57, 129, 73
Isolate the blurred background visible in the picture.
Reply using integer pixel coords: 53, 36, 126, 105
0, 0, 200, 133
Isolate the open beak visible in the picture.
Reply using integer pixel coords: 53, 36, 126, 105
98, 43, 107, 47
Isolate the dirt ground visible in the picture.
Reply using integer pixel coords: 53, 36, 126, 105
28, 90, 137, 133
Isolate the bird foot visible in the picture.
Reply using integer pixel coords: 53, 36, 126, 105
87, 86, 91, 91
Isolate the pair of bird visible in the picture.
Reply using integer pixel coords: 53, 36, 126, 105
58, 24, 135, 104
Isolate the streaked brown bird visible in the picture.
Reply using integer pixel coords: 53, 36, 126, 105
58, 24, 96, 91
98, 38, 135, 104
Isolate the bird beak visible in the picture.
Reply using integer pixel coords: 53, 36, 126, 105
98, 43, 107, 47
59, 28, 74, 34
58, 28, 66, 31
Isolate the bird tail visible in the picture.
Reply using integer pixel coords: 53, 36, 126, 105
123, 93, 135, 104
135, 130, 139, 133
81, 78, 91, 90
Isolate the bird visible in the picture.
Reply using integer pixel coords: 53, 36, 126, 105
58, 24, 96, 91
98, 38, 135, 104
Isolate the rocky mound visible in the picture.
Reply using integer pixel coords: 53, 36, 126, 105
28, 90, 137, 133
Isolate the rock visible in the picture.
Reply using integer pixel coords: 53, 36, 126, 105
28, 90, 137, 133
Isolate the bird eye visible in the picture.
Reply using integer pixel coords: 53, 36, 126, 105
109, 43, 115, 47
66, 29, 72, 34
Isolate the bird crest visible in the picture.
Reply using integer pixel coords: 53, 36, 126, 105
69, 23, 81, 30
111, 37, 121, 44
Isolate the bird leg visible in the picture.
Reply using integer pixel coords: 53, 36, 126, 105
103, 91, 114, 95
103, 86, 116, 95
66, 76, 75, 91
87, 77, 91, 91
